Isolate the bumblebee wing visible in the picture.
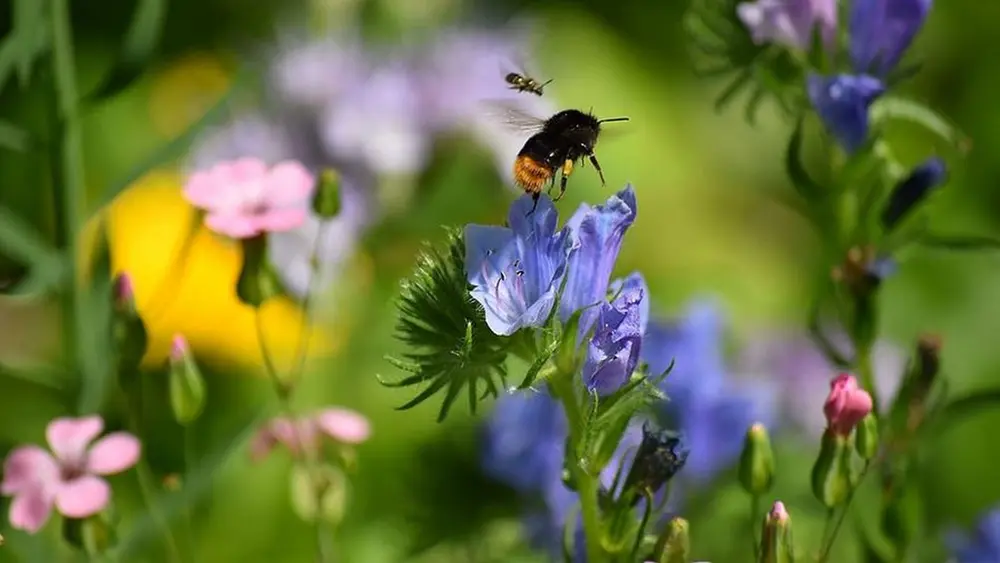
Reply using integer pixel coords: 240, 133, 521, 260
480, 99, 547, 133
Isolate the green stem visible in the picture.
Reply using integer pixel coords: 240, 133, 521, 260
856, 339, 880, 417
818, 461, 872, 562
182, 424, 199, 562
750, 493, 762, 560
49, 0, 88, 381
818, 508, 836, 561
134, 461, 184, 563
549, 374, 604, 563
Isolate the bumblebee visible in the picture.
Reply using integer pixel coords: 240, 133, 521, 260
504, 71, 552, 96
505, 108, 629, 213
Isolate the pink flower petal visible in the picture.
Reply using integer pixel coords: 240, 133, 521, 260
256, 208, 307, 233
47, 416, 103, 466
87, 432, 141, 475
315, 408, 371, 445
9, 487, 55, 533
229, 157, 269, 182
2, 446, 59, 495
205, 212, 263, 239
248, 426, 280, 463
55, 476, 110, 519
263, 161, 316, 205
182, 170, 223, 208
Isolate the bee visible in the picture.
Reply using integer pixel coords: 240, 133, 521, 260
504, 71, 552, 96
496, 105, 629, 213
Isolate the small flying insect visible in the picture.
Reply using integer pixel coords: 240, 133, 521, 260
504, 71, 552, 96
491, 104, 629, 214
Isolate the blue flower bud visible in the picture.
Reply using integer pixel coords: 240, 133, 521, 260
807, 73, 885, 153
880, 157, 948, 232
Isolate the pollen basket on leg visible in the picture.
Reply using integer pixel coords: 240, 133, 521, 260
513, 155, 552, 194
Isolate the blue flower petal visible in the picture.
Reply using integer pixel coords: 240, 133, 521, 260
850, 0, 933, 76
946, 505, 1000, 562
582, 272, 648, 394
807, 73, 886, 153
464, 194, 573, 336
481, 391, 566, 492
558, 185, 638, 330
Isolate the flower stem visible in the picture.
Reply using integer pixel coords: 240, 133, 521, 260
856, 339, 880, 418
182, 424, 199, 562
548, 374, 604, 563
749, 493, 761, 559
48, 0, 88, 391
818, 461, 872, 562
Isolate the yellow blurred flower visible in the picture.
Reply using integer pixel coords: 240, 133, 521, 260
148, 52, 232, 139
94, 169, 335, 373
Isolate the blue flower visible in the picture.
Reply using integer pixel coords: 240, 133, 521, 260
582, 272, 650, 394
558, 185, 638, 330
481, 391, 567, 492
850, 0, 933, 77
945, 504, 1000, 563
807, 74, 886, 153
880, 157, 948, 230
642, 299, 776, 484
465, 195, 573, 336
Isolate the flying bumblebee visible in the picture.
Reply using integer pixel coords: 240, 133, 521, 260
494, 104, 629, 213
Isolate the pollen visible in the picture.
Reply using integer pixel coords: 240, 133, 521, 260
513, 155, 551, 193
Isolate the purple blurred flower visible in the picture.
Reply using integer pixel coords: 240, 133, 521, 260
736, 0, 838, 50
582, 272, 650, 395
807, 73, 886, 153
642, 299, 777, 485
464, 195, 574, 336
850, 0, 933, 77
736, 330, 905, 438
945, 504, 1000, 563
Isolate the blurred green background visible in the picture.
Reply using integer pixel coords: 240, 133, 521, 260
2, 0, 1000, 561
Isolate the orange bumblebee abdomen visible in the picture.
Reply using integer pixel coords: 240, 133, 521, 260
513, 155, 553, 194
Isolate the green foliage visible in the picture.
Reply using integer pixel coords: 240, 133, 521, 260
382, 228, 511, 422
0, 0, 51, 91
86, 0, 168, 102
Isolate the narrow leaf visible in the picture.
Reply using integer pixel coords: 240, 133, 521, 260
870, 96, 970, 152
785, 117, 823, 202
0, 204, 57, 266
87, 0, 168, 101
918, 233, 1000, 253
519, 339, 559, 389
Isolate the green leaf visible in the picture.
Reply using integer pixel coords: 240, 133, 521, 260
0, 119, 32, 152
785, 117, 824, 203
86, 0, 168, 102
75, 220, 115, 415
518, 338, 559, 389
870, 96, 970, 152
917, 233, 1000, 253
0, 0, 50, 91
0, 204, 58, 267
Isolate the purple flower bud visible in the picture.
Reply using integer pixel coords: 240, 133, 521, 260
807, 73, 886, 153
850, 0, 933, 76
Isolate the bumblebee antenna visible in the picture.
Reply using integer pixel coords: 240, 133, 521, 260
540, 78, 553, 87
598, 116, 630, 123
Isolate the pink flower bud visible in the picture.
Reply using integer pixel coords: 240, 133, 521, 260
823, 373, 873, 436
113, 272, 135, 309
769, 501, 788, 523
170, 334, 188, 362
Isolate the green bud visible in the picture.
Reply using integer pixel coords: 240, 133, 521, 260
855, 414, 878, 461
168, 335, 207, 425
236, 236, 283, 308
312, 168, 342, 218
111, 272, 148, 376
290, 463, 347, 525
653, 517, 690, 563
759, 501, 794, 563
739, 423, 775, 495
811, 430, 852, 508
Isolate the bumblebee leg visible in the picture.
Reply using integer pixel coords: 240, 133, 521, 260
555, 159, 573, 201
546, 174, 557, 195
588, 153, 606, 186
525, 192, 540, 217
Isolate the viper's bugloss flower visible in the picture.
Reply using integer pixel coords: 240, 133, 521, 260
559, 186, 638, 329
823, 373, 873, 436
582, 272, 650, 394
1, 416, 141, 533
881, 157, 949, 231
481, 391, 567, 493
249, 408, 371, 462
642, 300, 776, 484
736, 0, 838, 50
465, 195, 573, 336
945, 504, 1000, 563
183, 158, 316, 238
807, 73, 886, 153
850, 0, 933, 77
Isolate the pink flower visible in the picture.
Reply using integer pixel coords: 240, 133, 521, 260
823, 373, 873, 436
769, 500, 789, 522
1, 416, 141, 533
183, 157, 315, 239
249, 408, 371, 462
